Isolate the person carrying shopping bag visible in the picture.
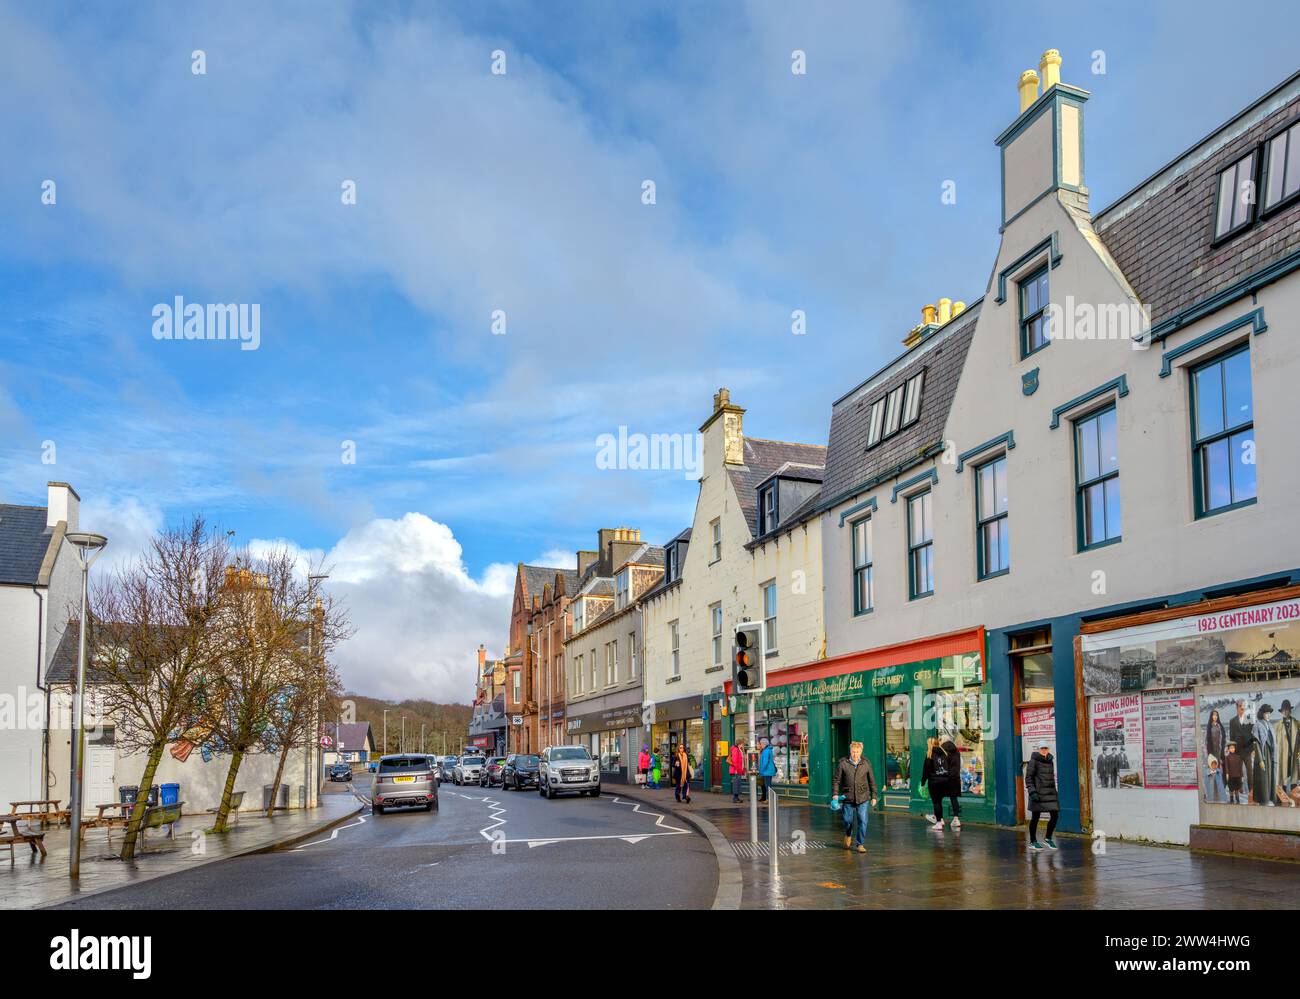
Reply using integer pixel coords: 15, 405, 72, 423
637, 745, 650, 786
831, 740, 877, 854
728, 739, 746, 802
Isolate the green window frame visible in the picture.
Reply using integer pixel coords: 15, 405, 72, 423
851, 516, 873, 615
1074, 405, 1121, 550
975, 455, 1009, 579
907, 490, 934, 599
1018, 265, 1050, 358
1191, 346, 1256, 518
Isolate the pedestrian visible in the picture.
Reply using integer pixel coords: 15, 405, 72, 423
758, 737, 776, 802
1025, 742, 1060, 851
831, 740, 877, 854
671, 743, 691, 804
923, 736, 963, 829
728, 738, 746, 802
649, 747, 662, 790
637, 744, 650, 787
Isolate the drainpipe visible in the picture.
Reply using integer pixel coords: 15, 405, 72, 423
32, 587, 48, 803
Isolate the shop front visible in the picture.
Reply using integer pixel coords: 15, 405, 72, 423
1079, 583, 1300, 852
725, 627, 994, 820
564, 695, 643, 783
650, 694, 706, 789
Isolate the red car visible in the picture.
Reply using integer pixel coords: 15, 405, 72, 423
479, 757, 508, 787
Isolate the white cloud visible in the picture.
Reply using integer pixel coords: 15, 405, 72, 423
251, 513, 507, 703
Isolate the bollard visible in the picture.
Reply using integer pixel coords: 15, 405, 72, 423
769, 783, 779, 875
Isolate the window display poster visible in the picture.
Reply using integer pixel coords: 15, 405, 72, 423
1140, 689, 1197, 789
1090, 694, 1143, 789
1020, 705, 1057, 786
1198, 686, 1300, 806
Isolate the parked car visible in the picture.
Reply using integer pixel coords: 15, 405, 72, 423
438, 757, 457, 784
501, 753, 540, 791
371, 754, 439, 814
453, 755, 486, 785
538, 745, 600, 799
328, 762, 353, 782
367, 760, 378, 773
479, 757, 508, 787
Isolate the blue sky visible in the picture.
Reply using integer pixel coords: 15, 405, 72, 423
1, 0, 1295, 700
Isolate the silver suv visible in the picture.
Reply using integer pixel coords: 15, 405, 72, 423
453, 755, 486, 785
539, 745, 600, 799
372, 754, 438, 814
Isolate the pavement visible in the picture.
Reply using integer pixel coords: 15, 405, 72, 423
609, 783, 1300, 909
1, 789, 364, 910
49, 774, 718, 909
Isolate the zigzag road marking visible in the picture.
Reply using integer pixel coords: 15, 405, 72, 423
504, 795, 694, 847
606, 795, 692, 834
475, 793, 507, 844
293, 813, 368, 850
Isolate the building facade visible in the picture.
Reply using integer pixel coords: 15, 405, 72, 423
642, 388, 827, 792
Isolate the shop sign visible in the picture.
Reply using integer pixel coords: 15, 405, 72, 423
1019, 705, 1056, 780
511, 715, 523, 725
1082, 595, 1300, 695
755, 653, 983, 710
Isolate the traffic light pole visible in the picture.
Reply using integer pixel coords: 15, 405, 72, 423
748, 693, 758, 845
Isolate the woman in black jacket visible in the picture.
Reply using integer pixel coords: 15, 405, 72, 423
1025, 743, 1060, 851
921, 737, 963, 829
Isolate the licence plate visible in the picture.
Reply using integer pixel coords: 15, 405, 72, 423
394, 776, 415, 783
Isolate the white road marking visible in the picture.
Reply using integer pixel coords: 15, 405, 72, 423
293, 813, 368, 850
476, 794, 507, 843
513, 829, 691, 847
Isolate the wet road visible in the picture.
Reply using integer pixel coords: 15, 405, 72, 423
53, 775, 719, 909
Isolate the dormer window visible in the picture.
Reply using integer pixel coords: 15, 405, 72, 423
665, 545, 678, 583
759, 484, 778, 534
1213, 150, 1257, 241
1263, 121, 1300, 213
572, 599, 584, 633
866, 370, 925, 449
615, 569, 630, 609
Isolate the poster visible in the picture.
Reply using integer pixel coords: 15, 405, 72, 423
1082, 595, 1300, 695
1090, 694, 1143, 789
1198, 687, 1300, 806
1019, 705, 1057, 787
1140, 689, 1197, 789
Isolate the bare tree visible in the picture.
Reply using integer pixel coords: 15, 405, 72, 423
91, 518, 231, 860
206, 549, 350, 832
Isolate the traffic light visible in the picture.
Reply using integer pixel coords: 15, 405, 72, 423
732, 620, 766, 695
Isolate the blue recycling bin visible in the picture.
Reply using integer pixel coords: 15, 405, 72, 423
160, 783, 180, 806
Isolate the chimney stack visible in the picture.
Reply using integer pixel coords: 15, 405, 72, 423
46, 481, 80, 530
701, 387, 746, 466
1018, 69, 1039, 112
1039, 49, 1061, 91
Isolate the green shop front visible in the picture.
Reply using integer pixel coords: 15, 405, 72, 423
724, 626, 995, 821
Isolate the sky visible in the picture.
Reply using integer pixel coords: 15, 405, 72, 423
1, 0, 1296, 702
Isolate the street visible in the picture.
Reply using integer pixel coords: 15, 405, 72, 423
52, 776, 718, 910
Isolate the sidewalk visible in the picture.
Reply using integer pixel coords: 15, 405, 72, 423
606, 784, 1298, 909
0, 789, 364, 910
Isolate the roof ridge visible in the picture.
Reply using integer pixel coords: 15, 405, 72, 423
744, 436, 826, 448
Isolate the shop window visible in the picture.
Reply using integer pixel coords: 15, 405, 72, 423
763, 707, 808, 785
1011, 627, 1054, 703
907, 490, 934, 599
1074, 405, 1121, 549
883, 695, 911, 793
1192, 345, 1256, 517
975, 454, 1010, 578
934, 690, 986, 796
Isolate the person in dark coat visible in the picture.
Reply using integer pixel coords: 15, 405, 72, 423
1205, 709, 1227, 769
1025, 743, 1060, 851
1229, 701, 1256, 799
831, 741, 877, 854
1252, 704, 1277, 806
921, 737, 963, 829
1223, 742, 1246, 803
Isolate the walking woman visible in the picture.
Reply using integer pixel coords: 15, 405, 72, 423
637, 744, 651, 787
1025, 742, 1060, 851
672, 743, 692, 804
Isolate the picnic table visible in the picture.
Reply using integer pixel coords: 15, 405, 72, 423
0, 814, 48, 862
9, 800, 68, 828
79, 802, 135, 850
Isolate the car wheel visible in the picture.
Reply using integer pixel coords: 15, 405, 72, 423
539, 782, 547, 798
588, 787, 600, 797
374, 805, 384, 815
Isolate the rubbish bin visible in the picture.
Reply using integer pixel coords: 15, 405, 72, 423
262, 784, 275, 810
119, 785, 138, 804
160, 783, 180, 806
277, 783, 289, 808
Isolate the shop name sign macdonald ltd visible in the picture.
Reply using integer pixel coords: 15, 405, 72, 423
755, 655, 983, 710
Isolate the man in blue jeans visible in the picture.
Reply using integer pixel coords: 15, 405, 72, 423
831, 741, 877, 854
757, 738, 777, 801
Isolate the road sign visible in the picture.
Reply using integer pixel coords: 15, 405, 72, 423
320, 735, 333, 748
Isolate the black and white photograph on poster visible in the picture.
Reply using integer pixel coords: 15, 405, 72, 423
1199, 689, 1300, 807
1090, 695, 1143, 789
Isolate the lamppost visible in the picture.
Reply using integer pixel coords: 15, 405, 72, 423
65, 531, 107, 879
382, 708, 389, 755
305, 573, 328, 808
401, 716, 406, 754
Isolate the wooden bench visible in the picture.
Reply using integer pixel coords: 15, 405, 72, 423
205, 790, 245, 825
137, 802, 184, 853
79, 802, 135, 851
0, 815, 47, 862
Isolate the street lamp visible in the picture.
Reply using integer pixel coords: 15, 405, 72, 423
306, 573, 328, 809
65, 531, 107, 879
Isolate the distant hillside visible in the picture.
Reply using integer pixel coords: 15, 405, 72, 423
345, 693, 473, 756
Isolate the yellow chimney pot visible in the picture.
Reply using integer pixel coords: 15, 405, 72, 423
953, 301, 967, 317
1018, 69, 1039, 112
938, 298, 953, 324
922, 304, 938, 326
1039, 49, 1062, 91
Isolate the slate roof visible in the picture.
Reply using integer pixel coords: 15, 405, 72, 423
325, 721, 374, 752
45, 621, 112, 685
821, 305, 980, 510
727, 438, 827, 538
620, 543, 666, 569
522, 563, 579, 605
748, 488, 823, 547
1095, 71, 1300, 328
0, 504, 54, 585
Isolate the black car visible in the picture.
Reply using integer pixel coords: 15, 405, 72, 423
328, 762, 353, 782
501, 753, 540, 791
438, 757, 457, 784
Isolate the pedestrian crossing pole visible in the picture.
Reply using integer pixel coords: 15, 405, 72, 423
748, 694, 758, 845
